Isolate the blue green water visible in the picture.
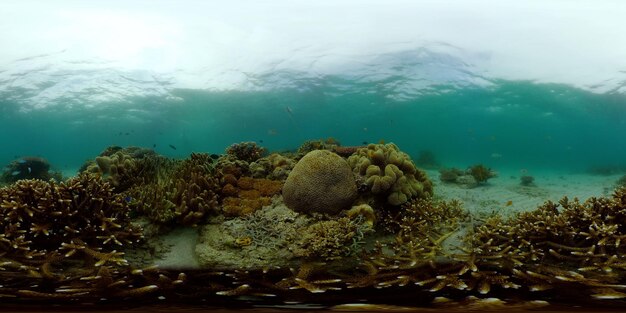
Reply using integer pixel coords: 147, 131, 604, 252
1, 77, 625, 174
1, 1, 625, 177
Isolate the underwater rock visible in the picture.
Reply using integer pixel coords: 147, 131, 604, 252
520, 175, 535, 186
282, 150, 357, 214
348, 143, 432, 206
0, 156, 62, 183
195, 204, 309, 270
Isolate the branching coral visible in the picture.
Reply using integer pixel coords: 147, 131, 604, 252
248, 153, 295, 180
348, 143, 433, 206
128, 153, 219, 226
468, 164, 497, 184
294, 217, 371, 261
0, 172, 144, 289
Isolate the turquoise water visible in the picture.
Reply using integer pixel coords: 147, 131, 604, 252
1, 77, 625, 174
1, 1, 625, 177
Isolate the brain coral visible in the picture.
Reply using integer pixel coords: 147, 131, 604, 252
348, 143, 432, 206
282, 150, 357, 214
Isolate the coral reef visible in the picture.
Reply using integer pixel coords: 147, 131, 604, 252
196, 204, 310, 270
248, 153, 295, 180
1, 156, 62, 183
438, 166, 496, 188
128, 153, 219, 226
225, 141, 267, 163
296, 137, 340, 157
348, 143, 432, 206
293, 217, 371, 261
468, 164, 497, 184
221, 176, 283, 217
82, 146, 166, 192
439, 167, 465, 183
283, 150, 357, 214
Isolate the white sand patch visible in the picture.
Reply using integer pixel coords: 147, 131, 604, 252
426, 169, 622, 217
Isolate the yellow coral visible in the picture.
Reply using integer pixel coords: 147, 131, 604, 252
348, 143, 432, 206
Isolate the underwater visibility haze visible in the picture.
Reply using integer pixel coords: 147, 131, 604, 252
1, 0, 626, 311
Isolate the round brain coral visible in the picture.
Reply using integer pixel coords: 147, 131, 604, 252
348, 143, 433, 206
282, 150, 357, 214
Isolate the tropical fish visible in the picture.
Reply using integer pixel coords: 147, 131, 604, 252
169, 144, 177, 150
17, 159, 27, 164
267, 129, 278, 136
11, 170, 21, 176
27, 167, 31, 173
505, 200, 513, 207
491, 153, 502, 159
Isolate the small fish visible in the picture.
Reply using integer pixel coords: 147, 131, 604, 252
491, 153, 502, 159
505, 200, 513, 207
210, 154, 220, 159
124, 196, 132, 203
17, 159, 27, 164
267, 129, 278, 136
285, 106, 293, 116
28, 167, 31, 174
169, 144, 177, 150
153, 144, 156, 148
259, 139, 264, 143
125, 132, 130, 136
11, 170, 21, 176
362, 141, 368, 145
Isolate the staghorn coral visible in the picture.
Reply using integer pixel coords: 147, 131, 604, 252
348, 143, 432, 206
283, 150, 357, 215
1, 156, 63, 183
128, 153, 219, 226
0, 173, 143, 271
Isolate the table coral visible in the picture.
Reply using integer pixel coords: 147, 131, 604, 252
282, 150, 357, 214
348, 143, 433, 206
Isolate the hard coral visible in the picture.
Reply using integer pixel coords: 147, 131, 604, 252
221, 176, 283, 217
1, 156, 62, 183
0, 173, 143, 266
226, 142, 267, 163
468, 164, 496, 184
128, 153, 219, 226
294, 217, 362, 260
348, 143, 432, 206
82, 146, 165, 192
248, 153, 295, 180
283, 150, 357, 215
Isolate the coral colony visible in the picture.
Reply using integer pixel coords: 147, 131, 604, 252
1, 139, 626, 310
